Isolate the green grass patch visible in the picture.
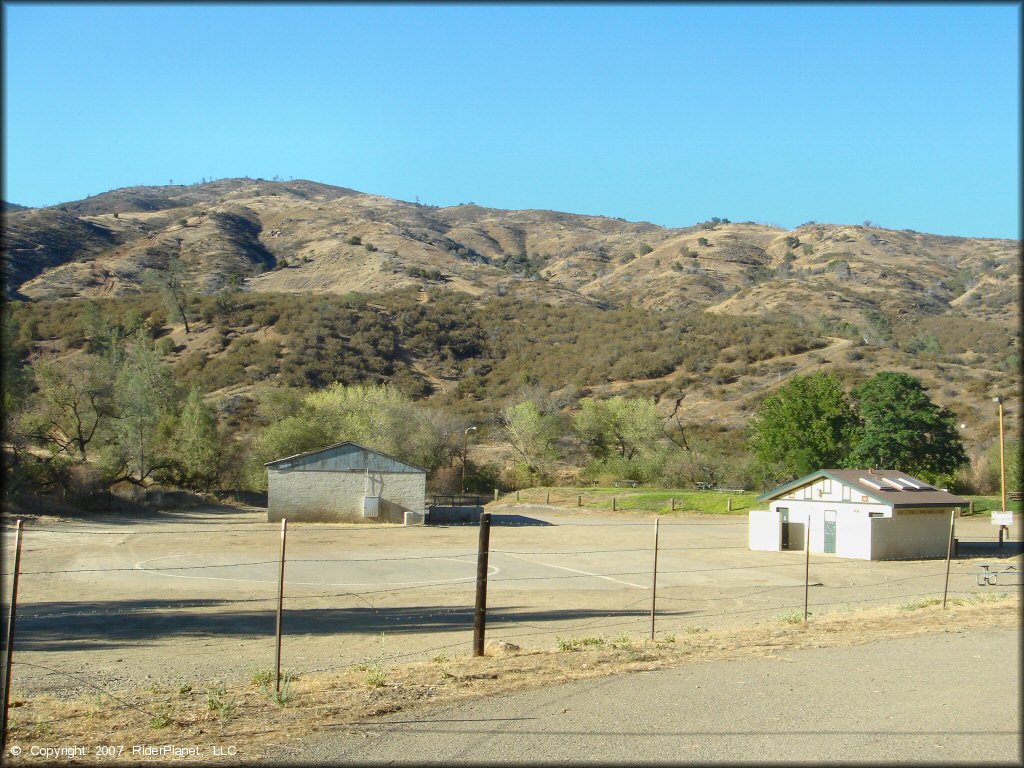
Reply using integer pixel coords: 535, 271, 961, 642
556, 636, 608, 651
505, 487, 758, 515
899, 597, 942, 611
778, 611, 806, 624
965, 496, 1022, 515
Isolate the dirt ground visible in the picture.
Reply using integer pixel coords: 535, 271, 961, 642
1, 503, 1020, 703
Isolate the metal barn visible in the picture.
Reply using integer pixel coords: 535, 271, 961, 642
265, 441, 426, 524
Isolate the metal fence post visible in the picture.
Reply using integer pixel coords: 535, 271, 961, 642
803, 516, 811, 623
275, 518, 287, 693
650, 518, 660, 640
943, 510, 955, 608
473, 511, 492, 656
1, 519, 25, 753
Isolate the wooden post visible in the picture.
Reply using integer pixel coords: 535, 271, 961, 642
727, 497, 732, 512
545, 491, 550, 505
494, 488, 498, 503
577, 494, 582, 507
968, 499, 974, 515
670, 497, 675, 512
473, 512, 492, 656
516, 490, 520, 502
612, 497, 617, 512
1, 520, 24, 753
650, 518, 660, 640
274, 518, 287, 693
943, 510, 955, 608
803, 516, 811, 623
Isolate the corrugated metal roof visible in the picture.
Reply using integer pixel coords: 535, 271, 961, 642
757, 469, 969, 508
264, 441, 426, 473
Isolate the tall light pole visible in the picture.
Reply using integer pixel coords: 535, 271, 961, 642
462, 426, 477, 495
994, 397, 1006, 513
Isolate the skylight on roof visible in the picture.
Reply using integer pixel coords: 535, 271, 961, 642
860, 477, 884, 490
880, 477, 905, 490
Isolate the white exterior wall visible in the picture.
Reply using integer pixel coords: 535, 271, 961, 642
267, 469, 425, 524
767, 498, 885, 555
834, 509, 872, 559
870, 510, 952, 560
766, 478, 887, 559
749, 510, 781, 551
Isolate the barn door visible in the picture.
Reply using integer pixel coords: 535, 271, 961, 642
824, 510, 837, 553
779, 507, 790, 550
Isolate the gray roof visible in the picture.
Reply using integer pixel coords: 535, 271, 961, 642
264, 441, 426, 473
757, 469, 970, 508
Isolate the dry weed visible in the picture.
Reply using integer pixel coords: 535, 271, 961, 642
4, 594, 1018, 764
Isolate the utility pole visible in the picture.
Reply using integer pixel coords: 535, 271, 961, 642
994, 396, 1009, 545
994, 397, 1006, 514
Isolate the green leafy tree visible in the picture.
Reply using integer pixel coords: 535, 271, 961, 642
144, 253, 192, 334
573, 396, 664, 461
252, 415, 332, 478
168, 386, 220, 491
304, 383, 443, 471
28, 354, 117, 462
2, 310, 37, 493
748, 372, 858, 481
500, 400, 560, 480
252, 384, 446, 488
106, 331, 179, 486
847, 372, 967, 482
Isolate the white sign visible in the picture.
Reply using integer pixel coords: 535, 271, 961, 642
991, 511, 1014, 526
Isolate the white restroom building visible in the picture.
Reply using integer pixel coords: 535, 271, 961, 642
750, 469, 968, 560
265, 441, 426, 524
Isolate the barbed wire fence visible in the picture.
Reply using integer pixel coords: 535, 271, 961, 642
1, 509, 1020, 747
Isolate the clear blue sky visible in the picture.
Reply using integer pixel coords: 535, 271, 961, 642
3, 3, 1020, 239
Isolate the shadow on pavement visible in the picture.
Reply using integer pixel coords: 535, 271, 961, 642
956, 540, 1023, 559
6, 599, 691, 651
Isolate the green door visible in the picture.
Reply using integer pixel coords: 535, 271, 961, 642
824, 510, 837, 554
779, 508, 790, 549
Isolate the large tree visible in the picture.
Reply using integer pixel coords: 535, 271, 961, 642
144, 252, 192, 334
253, 384, 447, 485
748, 372, 858, 481
107, 330, 180, 486
848, 372, 967, 481
573, 396, 662, 461
500, 400, 560, 479
168, 386, 221, 491
28, 353, 117, 462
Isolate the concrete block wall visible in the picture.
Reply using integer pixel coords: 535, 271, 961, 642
870, 510, 950, 560
267, 469, 425, 523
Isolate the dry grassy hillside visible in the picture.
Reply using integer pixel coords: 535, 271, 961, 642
6, 179, 1018, 329
3, 178, 1020, 451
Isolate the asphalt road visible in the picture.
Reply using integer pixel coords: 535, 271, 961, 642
265, 627, 1021, 765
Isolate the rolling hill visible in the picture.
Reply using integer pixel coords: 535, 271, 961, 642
2, 177, 1020, 470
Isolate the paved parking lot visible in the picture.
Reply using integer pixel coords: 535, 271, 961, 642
2, 505, 1019, 697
